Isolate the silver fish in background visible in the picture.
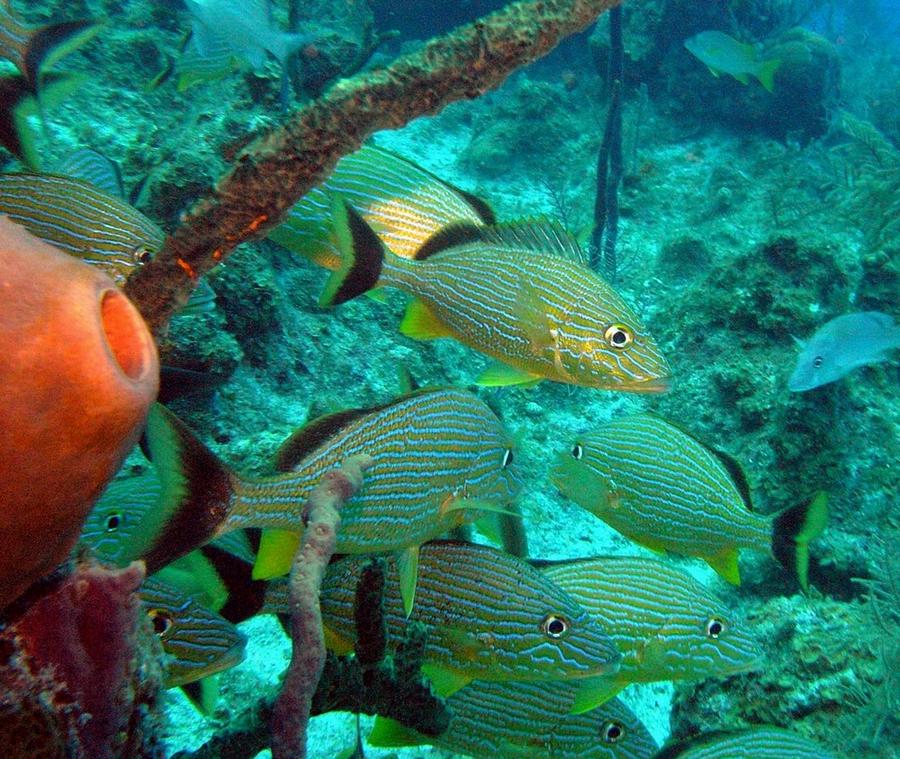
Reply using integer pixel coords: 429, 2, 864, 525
652, 726, 837, 758
788, 311, 900, 391
539, 556, 763, 712
369, 680, 658, 759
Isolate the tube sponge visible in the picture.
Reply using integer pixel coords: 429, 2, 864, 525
0, 216, 159, 611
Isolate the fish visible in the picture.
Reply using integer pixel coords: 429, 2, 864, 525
0, 1, 101, 89
368, 682, 657, 759
788, 311, 900, 391
0, 172, 166, 285
683, 31, 780, 93
652, 726, 836, 758
54, 148, 125, 198
319, 542, 621, 695
0, 71, 85, 168
268, 144, 495, 270
550, 414, 828, 589
140, 577, 246, 689
137, 388, 522, 615
321, 200, 670, 391
174, 28, 242, 92
184, 0, 311, 75
538, 556, 763, 712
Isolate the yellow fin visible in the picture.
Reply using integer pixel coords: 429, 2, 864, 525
476, 361, 542, 387
180, 674, 220, 715
365, 286, 388, 303
323, 624, 355, 657
420, 663, 471, 697
706, 548, 741, 585
399, 298, 453, 340
397, 545, 420, 618
368, 716, 425, 748
570, 675, 626, 714
252, 529, 301, 580
156, 552, 229, 612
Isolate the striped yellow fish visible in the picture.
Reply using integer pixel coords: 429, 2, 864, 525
137, 388, 521, 615
653, 726, 837, 758
322, 201, 670, 391
539, 556, 763, 712
551, 414, 828, 589
0, 1, 100, 89
319, 542, 621, 694
268, 143, 494, 269
0, 173, 165, 285
140, 577, 246, 689
369, 683, 657, 758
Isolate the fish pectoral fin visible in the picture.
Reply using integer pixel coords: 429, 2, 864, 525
706, 548, 741, 585
399, 298, 453, 340
180, 674, 220, 715
252, 528, 302, 580
706, 65, 721, 77
476, 360, 542, 387
570, 675, 625, 714
397, 545, 420, 617
368, 716, 426, 748
420, 663, 472, 697
733, 71, 751, 85
443, 496, 521, 520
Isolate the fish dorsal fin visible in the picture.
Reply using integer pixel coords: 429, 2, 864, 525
416, 220, 586, 264
273, 408, 372, 471
442, 182, 496, 224
654, 414, 753, 511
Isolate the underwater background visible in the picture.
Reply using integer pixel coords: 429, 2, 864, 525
0, 0, 898, 757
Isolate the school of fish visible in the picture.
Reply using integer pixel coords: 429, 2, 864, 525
0, 26, 844, 753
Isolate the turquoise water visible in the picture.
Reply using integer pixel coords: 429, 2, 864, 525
1, 1, 897, 757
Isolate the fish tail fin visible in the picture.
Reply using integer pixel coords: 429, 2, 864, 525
756, 58, 781, 93
23, 19, 103, 89
319, 197, 385, 307
771, 491, 828, 592
137, 403, 234, 574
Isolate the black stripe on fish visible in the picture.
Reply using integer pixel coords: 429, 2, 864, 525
22, 19, 99, 89
273, 408, 373, 472
414, 222, 485, 261
320, 199, 384, 306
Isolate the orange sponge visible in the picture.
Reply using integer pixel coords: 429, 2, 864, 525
0, 216, 159, 611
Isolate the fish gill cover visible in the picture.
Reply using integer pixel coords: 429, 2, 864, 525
0, 0, 897, 758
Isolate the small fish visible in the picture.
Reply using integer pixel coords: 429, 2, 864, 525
322, 200, 670, 391
319, 542, 621, 694
0, 173, 165, 285
683, 31, 780, 93
788, 311, 900, 391
369, 682, 657, 759
0, 1, 101, 89
652, 726, 836, 758
184, 0, 311, 74
140, 577, 246, 688
268, 144, 494, 270
138, 388, 521, 615
174, 30, 242, 92
551, 414, 828, 589
539, 556, 763, 712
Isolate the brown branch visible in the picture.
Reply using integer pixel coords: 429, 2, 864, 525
124, 0, 622, 337
269, 454, 373, 759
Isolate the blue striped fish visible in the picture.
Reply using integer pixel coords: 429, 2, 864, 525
0, 173, 165, 285
322, 201, 670, 391
551, 414, 828, 589
54, 148, 125, 198
268, 144, 494, 269
652, 726, 836, 758
539, 556, 762, 712
140, 577, 246, 688
138, 388, 521, 615
319, 542, 621, 693
0, 1, 100, 89
369, 681, 657, 758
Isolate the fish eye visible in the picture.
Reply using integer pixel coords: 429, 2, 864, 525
133, 246, 153, 265
601, 720, 625, 744
604, 324, 633, 350
540, 613, 570, 639
705, 617, 726, 639
104, 511, 123, 532
148, 609, 174, 636
572, 443, 583, 460
502, 448, 514, 468
813, 356, 824, 368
